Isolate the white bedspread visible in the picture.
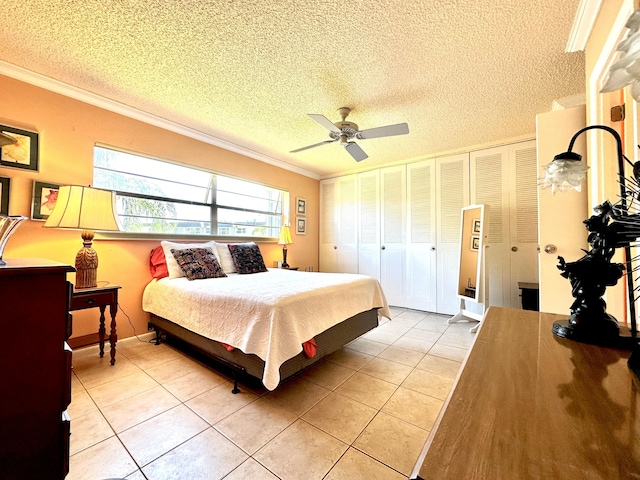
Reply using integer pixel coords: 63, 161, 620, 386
142, 268, 390, 390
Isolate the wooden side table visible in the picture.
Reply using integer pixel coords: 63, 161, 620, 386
70, 284, 121, 365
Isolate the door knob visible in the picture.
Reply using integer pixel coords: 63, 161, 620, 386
544, 244, 557, 254
381, 246, 386, 250
430, 246, 436, 251
511, 246, 518, 252
333, 245, 337, 250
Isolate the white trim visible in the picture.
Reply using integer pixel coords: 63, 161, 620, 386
0, 61, 320, 180
551, 93, 587, 110
566, 0, 604, 52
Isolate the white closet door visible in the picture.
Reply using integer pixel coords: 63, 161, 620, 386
436, 154, 469, 314
470, 146, 510, 308
406, 160, 437, 311
508, 141, 539, 307
337, 175, 359, 273
319, 179, 338, 272
380, 165, 406, 306
358, 170, 381, 281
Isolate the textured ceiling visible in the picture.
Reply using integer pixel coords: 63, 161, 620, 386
0, 0, 585, 178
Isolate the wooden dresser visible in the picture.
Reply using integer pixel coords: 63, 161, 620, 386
0, 259, 75, 479
411, 306, 640, 479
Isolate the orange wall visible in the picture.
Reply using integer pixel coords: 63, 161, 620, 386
0, 74, 319, 340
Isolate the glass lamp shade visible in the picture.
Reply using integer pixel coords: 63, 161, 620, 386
0, 215, 27, 266
538, 158, 589, 195
44, 186, 120, 288
601, 8, 640, 101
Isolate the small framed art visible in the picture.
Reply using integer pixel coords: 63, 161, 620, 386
32, 181, 60, 220
0, 125, 39, 172
296, 197, 306, 216
296, 216, 306, 235
471, 236, 480, 251
0, 177, 10, 215
473, 219, 481, 234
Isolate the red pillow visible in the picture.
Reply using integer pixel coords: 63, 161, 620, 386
150, 246, 169, 279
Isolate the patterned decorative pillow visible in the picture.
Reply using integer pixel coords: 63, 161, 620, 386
227, 242, 268, 274
161, 240, 219, 279
171, 247, 227, 281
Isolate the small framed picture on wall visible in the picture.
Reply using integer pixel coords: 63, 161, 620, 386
0, 125, 39, 172
296, 197, 306, 216
296, 216, 306, 235
471, 236, 480, 251
32, 181, 60, 221
0, 177, 10, 215
473, 219, 481, 234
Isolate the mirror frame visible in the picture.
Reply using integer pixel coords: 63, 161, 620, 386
456, 204, 487, 304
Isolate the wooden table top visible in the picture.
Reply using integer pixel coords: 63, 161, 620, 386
413, 306, 640, 480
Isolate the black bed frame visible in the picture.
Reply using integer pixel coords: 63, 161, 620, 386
148, 308, 380, 393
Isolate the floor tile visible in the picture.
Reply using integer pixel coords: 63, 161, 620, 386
428, 343, 469, 362
325, 447, 406, 480
354, 411, 429, 476
325, 347, 373, 370
186, 382, 258, 425
264, 376, 330, 416
74, 355, 143, 390
87, 370, 159, 408
101, 384, 181, 433
382, 386, 444, 430
68, 389, 98, 419
392, 336, 435, 354
254, 420, 348, 480
143, 428, 247, 480
224, 458, 280, 479
145, 354, 207, 384
215, 397, 297, 454
378, 345, 425, 367
68, 436, 138, 480
69, 409, 114, 455
335, 372, 398, 409
403, 328, 443, 343
414, 354, 462, 378
345, 337, 388, 356
118, 404, 209, 466
300, 359, 356, 389
359, 357, 413, 385
162, 367, 228, 401
402, 367, 456, 400
302, 392, 377, 444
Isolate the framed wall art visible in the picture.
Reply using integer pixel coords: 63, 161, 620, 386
32, 181, 60, 221
296, 197, 306, 216
0, 177, 10, 215
472, 219, 481, 234
471, 236, 480, 251
0, 125, 39, 172
296, 216, 306, 235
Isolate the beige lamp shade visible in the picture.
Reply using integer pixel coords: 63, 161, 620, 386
278, 225, 293, 245
44, 185, 120, 288
44, 185, 121, 231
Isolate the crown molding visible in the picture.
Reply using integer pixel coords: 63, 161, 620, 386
0, 61, 320, 180
566, 0, 604, 52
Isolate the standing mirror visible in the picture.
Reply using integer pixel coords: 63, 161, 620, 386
450, 204, 488, 331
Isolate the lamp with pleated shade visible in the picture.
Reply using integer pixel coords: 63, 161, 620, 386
278, 225, 293, 268
44, 185, 121, 288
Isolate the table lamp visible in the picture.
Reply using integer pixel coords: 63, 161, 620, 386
44, 185, 120, 288
278, 225, 293, 268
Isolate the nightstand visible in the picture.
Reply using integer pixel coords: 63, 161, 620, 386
70, 284, 121, 365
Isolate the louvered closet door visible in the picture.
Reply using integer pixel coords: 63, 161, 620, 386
380, 165, 406, 307
471, 146, 510, 308
436, 154, 469, 315
358, 170, 381, 280
508, 142, 539, 307
319, 179, 338, 272
337, 175, 359, 273
406, 160, 437, 311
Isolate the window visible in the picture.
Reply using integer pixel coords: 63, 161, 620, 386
93, 146, 286, 238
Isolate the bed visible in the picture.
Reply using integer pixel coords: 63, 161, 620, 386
142, 240, 390, 391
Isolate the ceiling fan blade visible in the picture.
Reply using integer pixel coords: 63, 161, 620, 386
344, 141, 368, 162
290, 139, 336, 153
308, 114, 341, 134
357, 122, 409, 140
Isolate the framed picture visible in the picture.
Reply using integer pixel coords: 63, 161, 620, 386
472, 219, 481, 234
0, 125, 39, 171
296, 197, 307, 216
471, 236, 480, 251
32, 181, 60, 220
296, 216, 306, 235
0, 177, 10, 215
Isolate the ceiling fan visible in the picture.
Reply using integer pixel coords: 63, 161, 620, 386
290, 107, 409, 162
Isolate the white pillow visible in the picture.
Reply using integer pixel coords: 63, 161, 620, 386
214, 242, 237, 274
161, 240, 219, 279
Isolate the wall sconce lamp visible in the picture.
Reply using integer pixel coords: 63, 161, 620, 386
44, 185, 121, 288
540, 125, 640, 350
278, 225, 293, 269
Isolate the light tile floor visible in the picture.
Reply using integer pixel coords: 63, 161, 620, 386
67, 307, 476, 479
